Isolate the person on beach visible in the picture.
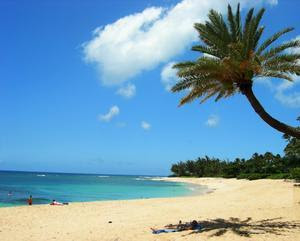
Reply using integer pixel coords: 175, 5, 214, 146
165, 220, 185, 230
50, 200, 68, 205
27, 195, 33, 205
151, 220, 201, 234
50, 200, 63, 205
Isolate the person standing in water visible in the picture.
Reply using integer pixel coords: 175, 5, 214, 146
27, 195, 33, 205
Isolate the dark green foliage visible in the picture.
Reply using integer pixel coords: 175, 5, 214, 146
171, 161, 188, 177
247, 173, 269, 180
267, 173, 291, 179
290, 168, 300, 180
170, 135, 300, 180
171, 154, 300, 180
170, 118, 300, 180
283, 117, 300, 157
236, 173, 251, 179
284, 136, 300, 157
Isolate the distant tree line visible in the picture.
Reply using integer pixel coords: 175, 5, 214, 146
170, 122, 300, 180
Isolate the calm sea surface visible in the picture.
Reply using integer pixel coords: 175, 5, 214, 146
0, 171, 206, 207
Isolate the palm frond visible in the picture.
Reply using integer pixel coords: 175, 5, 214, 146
171, 77, 197, 92
263, 54, 300, 67
194, 23, 228, 56
179, 88, 203, 106
261, 39, 300, 60
173, 61, 196, 69
191, 45, 220, 58
256, 27, 294, 55
200, 89, 220, 103
235, 3, 242, 40
253, 26, 265, 50
215, 89, 226, 102
268, 63, 300, 75
227, 4, 237, 41
248, 8, 265, 51
258, 71, 294, 81
178, 81, 219, 105
242, 8, 254, 40
242, 8, 255, 58
252, 8, 265, 34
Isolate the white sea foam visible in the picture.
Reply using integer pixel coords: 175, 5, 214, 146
98, 176, 109, 178
37, 174, 46, 177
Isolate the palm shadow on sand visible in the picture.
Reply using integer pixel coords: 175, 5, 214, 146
185, 217, 300, 238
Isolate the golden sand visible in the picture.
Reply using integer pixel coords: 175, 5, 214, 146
0, 178, 299, 241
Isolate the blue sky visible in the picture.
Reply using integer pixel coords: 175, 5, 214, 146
0, 0, 299, 175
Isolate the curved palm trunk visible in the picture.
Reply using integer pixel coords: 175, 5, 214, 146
242, 87, 300, 139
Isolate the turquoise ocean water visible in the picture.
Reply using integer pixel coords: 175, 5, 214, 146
0, 171, 206, 207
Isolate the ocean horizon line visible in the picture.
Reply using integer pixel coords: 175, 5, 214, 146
0, 169, 167, 177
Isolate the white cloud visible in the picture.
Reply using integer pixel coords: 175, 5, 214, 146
116, 83, 136, 98
98, 105, 120, 122
205, 115, 219, 127
267, 0, 278, 5
161, 61, 178, 91
256, 76, 300, 108
141, 121, 151, 130
83, 0, 276, 86
274, 77, 300, 108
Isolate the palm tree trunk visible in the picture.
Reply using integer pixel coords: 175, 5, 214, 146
242, 86, 300, 139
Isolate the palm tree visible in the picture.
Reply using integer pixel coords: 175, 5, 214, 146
171, 4, 300, 138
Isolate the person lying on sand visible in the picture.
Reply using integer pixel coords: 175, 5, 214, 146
50, 200, 68, 205
151, 220, 201, 234
164, 220, 184, 229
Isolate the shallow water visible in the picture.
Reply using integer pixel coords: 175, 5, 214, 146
0, 171, 207, 207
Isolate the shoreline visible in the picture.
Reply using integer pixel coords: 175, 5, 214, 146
0, 178, 299, 241
0, 177, 210, 208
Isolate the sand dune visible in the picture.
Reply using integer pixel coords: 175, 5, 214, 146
0, 178, 299, 241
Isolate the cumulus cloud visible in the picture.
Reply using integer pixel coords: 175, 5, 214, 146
161, 62, 178, 91
83, 0, 277, 86
116, 83, 136, 98
274, 77, 300, 107
141, 121, 151, 130
256, 76, 300, 108
267, 0, 278, 5
98, 105, 120, 122
205, 115, 219, 127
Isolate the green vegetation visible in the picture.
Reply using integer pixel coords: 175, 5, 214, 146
171, 4, 300, 138
170, 153, 300, 180
290, 168, 300, 180
170, 124, 300, 180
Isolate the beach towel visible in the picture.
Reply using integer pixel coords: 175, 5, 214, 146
152, 224, 202, 234
152, 228, 178, 234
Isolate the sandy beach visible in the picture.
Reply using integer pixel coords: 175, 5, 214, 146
0, 178, 299, 241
